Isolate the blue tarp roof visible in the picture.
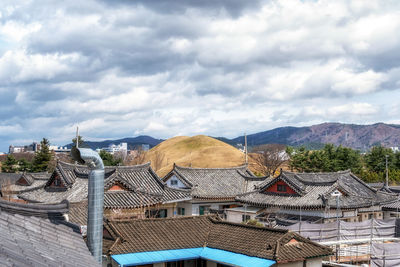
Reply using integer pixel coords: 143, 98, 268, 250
112, 247, 276, 267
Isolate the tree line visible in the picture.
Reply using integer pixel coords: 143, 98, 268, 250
286, 144, 400, 183
1, 138, 53, 173
0, 137, 125, 173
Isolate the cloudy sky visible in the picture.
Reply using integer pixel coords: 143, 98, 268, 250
1, 0, 400, 152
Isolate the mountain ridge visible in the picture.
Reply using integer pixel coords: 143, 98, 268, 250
65, 123, 400, 151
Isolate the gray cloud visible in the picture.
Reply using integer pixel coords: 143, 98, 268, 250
1, 0, 400, 151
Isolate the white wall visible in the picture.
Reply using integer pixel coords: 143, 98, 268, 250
166, 175, 187, 189
226, 210, 256, 224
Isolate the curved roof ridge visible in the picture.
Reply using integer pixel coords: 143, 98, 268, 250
116, 162, 151, 170
208, 216, 289, 233
108, 214, 212, 223
283, 169, 352, 175
174, 164, 248, 171
164, 186, 192, 193
0, 198, 69, 216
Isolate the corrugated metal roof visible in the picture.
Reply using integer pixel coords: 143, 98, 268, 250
111, 247, 276, 267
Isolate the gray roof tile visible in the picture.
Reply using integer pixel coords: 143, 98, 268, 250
164, 165, 267, 199
0, 209, 99, 266
237, 170, 397, 209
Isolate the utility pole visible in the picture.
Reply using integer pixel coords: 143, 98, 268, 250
76, 126, 79, 149
244, 133, 248, 164
385, 154, 389, 187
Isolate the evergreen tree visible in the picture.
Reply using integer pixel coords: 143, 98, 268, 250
72, 135, 85, 148
1, 155, 18, 173
288, 144, 362, 173
32, 138, 52, 172
364, 146, 394, 173
18, 159, 32, 172
99, 150, 122, 166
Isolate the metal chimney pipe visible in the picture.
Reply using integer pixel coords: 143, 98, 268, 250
71, 147, 104, 264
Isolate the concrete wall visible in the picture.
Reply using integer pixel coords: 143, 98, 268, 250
176, 201, 192, 216
226, 210, 256, 224
206, 261, 217, 267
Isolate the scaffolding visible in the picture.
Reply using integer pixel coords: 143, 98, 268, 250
282, 218, 400, 266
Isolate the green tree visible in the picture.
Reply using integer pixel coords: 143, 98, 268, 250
18, 159, 32, 172
99, 150, 122, 166
1, 155, 18, 173
364, 146, 394, 173
32, 138, 53, 172
72, 135, 85, 148
287, 144, 362, 173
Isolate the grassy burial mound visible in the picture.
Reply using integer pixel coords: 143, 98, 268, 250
144, 135, 252, 177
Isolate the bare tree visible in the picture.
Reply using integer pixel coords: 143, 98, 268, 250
152, 151, 165, 172
250, 144, 287, 176
125, 146, 147, 166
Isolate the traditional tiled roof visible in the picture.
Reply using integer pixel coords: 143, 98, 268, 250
382, 197, 400, 211
19, 161, 191, 208
104, 191, 161, 209
1, 172, 51, 194
0, 209, 99, 266
163, 164, 268, 199
105, 216, 332, 263
237, 170, 398, 209
0, 198, 68, 220
0, 173, 23, 193
68, 200, 88, 226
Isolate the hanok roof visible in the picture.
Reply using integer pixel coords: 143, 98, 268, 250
0, 171, 51, 195
0, 172, 24, 194
19, 161, 191, 208
237, 170, 397, 209
0, 209, 99, 267
0, 198, 68, 220
104, 216, 332, 263
163, 164, 268, 199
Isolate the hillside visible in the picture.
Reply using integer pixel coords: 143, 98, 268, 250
65, 135, 163, 150
229, 123, 400, 151
144, 135, 254, 177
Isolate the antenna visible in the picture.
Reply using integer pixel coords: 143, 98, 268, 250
76, 126, 79, 148
244, 133, 248, 164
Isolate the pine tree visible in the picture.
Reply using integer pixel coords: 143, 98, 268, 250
32, 138, 52, 172
1, 155, 18, 173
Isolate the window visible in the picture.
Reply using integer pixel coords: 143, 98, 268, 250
177, 207, 185, 215
242, 214, 251, 222
277, 184, 287, 192
199, 206, 210, 215
170, 179, 178, 186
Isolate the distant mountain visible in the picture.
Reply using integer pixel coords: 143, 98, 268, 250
220, 123, 400, 151
64, 122, 400, 153
65, 135, 163, 150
